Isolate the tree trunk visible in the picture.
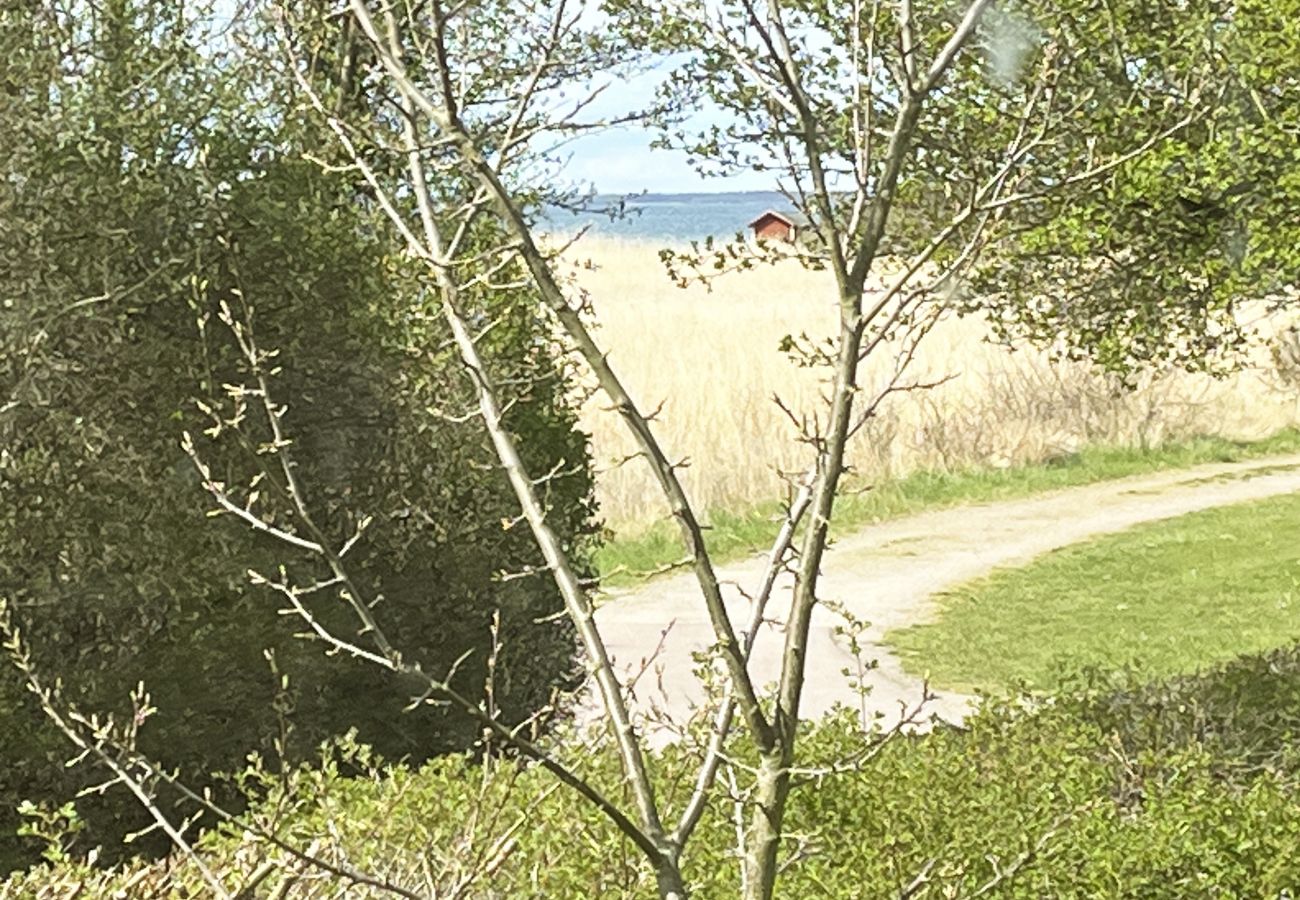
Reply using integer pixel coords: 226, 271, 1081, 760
743, 754, 791, 900
655, 858, 689, 899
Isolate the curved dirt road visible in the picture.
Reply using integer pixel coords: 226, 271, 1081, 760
589, 453, 1300, 736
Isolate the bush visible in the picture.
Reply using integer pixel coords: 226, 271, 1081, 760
0, 3, 594, 873
8, 643, 1300, 896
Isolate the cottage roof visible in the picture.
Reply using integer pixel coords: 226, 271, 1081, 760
747, 209, 808, 229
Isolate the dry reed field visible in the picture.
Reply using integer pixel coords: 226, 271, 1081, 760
557, 237, 1300, 532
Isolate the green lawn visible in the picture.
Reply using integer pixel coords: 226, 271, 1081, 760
597, 429, 1300, 585
888, 490, 1300, 693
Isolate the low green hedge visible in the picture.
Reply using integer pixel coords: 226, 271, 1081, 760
7, 644, 1300, 897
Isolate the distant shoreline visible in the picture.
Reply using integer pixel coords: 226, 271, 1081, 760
538, 230, 740, 249
541, 191, 792, 242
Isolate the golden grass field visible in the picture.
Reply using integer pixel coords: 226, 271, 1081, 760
557, 237, 1300, 531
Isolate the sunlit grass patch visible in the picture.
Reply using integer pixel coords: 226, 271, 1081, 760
888, 489, 1300, 692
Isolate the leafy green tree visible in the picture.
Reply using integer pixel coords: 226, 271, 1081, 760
0, 0, 594, 871
970, 0, 1300, 372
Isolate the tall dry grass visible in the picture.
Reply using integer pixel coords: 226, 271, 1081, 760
556, 237, 1300, 531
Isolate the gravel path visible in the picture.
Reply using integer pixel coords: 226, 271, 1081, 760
587, 454, 1300, 735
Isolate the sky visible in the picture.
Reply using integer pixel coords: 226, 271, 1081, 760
562, 126, 776, 195
206, 0, 773, 196
557, 69, 778, 195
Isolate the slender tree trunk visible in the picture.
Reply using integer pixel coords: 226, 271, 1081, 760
656, 860, 689, 900
744, 298, 868, 900
743, 754, 791, 900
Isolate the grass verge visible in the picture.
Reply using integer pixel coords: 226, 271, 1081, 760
887, 489, 1300, 693
596, 428, 1300, 586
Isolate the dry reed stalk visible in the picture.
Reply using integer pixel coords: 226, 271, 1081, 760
560, 238, 1300, 530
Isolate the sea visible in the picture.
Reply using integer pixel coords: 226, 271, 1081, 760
541, 191, 791, 243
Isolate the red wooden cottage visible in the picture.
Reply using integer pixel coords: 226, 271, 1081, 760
748, 209, 802, 242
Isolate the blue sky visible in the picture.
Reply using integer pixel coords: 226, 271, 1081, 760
563, 126, 777, 194
558, 69, 777, 195
208, 0, 770, 195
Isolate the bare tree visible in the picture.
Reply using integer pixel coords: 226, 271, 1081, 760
4, 0, 1223, 896
238, 1, 1219, 897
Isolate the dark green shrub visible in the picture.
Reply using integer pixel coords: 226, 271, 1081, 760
0, 2, 593, 873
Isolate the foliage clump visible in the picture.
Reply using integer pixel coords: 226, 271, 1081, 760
8, 643, 1300, 896
0, 1, 595, 873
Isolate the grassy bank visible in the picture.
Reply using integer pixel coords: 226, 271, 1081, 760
888, 488, 1300, 693
597, 428, 1300, 585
